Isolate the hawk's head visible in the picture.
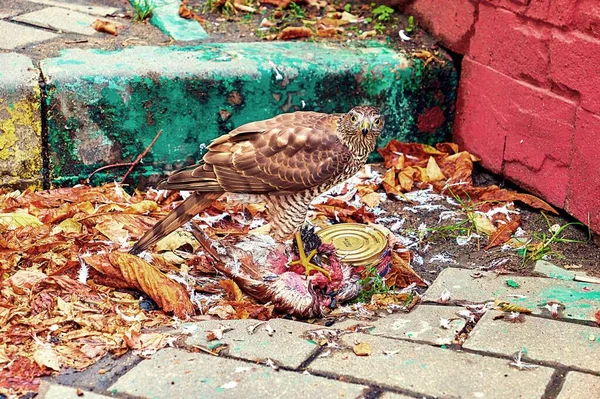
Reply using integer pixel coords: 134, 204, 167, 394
339, 106, 384, 157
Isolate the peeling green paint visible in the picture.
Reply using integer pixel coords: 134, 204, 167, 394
42, 42, 457, 187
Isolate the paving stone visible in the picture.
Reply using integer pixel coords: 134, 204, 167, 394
423, 267, 600, 321
0, 53, 43, 187
379, 392, 415, 399
38, 382, 112, 399
184, 318, 320, 369
557, 371, 600, 399
131, 0, 208, 41
534, 260, 576, 280
110, 348, 368, 398
14, 7, 123, 36
309, 333, 554, 398
0, 20, 58, 49
26, 0, 121, 16
463, 311, 600, 373
333, 305, 466, 346
40, 43, 456, 187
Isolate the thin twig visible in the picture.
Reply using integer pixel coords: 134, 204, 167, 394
121, 129, 163, 184
85, 130, 163, 184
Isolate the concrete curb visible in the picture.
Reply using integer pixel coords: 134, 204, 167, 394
0, 42, 457, 188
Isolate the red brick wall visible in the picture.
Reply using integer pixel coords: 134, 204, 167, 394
406, 0, 600, 233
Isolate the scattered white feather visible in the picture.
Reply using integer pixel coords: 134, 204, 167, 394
399, 29, 411, 41
430, 254, 456, 264
77, 256, 89, 284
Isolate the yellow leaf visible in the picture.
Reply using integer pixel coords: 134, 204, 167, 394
77, 201, 95, 214
154, 230, 199, 253
53, 218, 82, 234
0, 210, 42, 229
353, 342, 371, 356
360, 192, 381, 208
33, 345, 61, 371
470, 212, 497, 236
126, 200, 160, 214
425, 156, 446, 182
96, 220, 129, 244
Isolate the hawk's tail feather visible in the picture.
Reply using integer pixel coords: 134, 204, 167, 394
129, 192, 222, 255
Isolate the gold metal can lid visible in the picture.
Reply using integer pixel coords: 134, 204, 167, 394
316, 223, 389, 265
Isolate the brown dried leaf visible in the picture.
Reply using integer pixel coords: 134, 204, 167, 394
476, 187, 558, 214
0, 210, 42, 229
33, 346, 60, 371
219, 279, 244, 301
93, 20, 118, 36
425, 156, 446, 182
387, 250, 428, 288
360, 192, 381, 208
154, 230, 199, 253
277, 26, 313, 40
485, 216, 521, 249
108, 252, 195, 319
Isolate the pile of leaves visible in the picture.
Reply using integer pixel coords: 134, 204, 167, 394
0, 141, 557, 396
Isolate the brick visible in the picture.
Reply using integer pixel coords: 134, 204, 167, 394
550, 30, 600, 114
405, 0, 477, 54
14, 7, 125, 36
38, 382, 112, 399
453, 57, 576, 205
470, 4, 551, 87
574, 0, 600, 38
566, 109, 600, 234
184, 319, 320, 369
464, 311, 600, 373
40, 43, 455, 186
0, 21, 58, 50
483, 0, 578, 27
333, 305, 466, 346
308, 333, 554, 398
423, 268, 600, 322
110, 348, 368, 398
557, 372, 600, 399
0, 53, 42, 188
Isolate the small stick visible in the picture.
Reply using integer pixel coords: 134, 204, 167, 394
85, 130, 163, 184
120, 129, 163, 184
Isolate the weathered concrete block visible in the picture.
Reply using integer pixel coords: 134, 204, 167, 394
40, 42, 457, 186
0, 53, 42, 188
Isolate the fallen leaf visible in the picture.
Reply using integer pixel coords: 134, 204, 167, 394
470, 212, 496, 236
52, 218, 82, 234
360, 192, 381, 208
93, 20, 118, 36
277, 26, 313, 40
0, 210, 42, 229
108, 252, 195, 319
154, 230, 199, 253
353, 342, 371, 356
425, 156, 446, 182
485, 217, 521, 249
219, 279, 244, 301
33, 346, 60, 371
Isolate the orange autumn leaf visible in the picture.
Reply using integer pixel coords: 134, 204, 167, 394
277, 26, 313, 40
386, 250, 428, 288
219, 279, 244, 301
93, 20, 118, 36
108, 252, 195, 319
485, 216, 521, 250
474, 187, 558, 214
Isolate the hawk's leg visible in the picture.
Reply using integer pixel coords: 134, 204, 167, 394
289, 231, 331, 279
267, 191, 331, 280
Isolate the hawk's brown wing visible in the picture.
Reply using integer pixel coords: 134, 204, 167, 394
158, 111, 351, 194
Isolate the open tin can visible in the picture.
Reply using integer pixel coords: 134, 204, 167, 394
316, 223, 391, 268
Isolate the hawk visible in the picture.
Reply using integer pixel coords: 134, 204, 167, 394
130, 106, 384, 275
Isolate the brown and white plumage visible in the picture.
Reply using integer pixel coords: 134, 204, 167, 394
130, 106, 384, 255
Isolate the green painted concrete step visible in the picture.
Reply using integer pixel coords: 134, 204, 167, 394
40, 42, 457, 187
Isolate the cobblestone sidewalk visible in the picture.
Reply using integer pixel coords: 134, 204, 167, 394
39, 267, 600, 399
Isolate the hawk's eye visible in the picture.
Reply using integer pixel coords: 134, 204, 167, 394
373, 118, 381, 127
350, 114, 358, 123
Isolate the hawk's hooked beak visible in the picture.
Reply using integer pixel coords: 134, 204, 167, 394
361, 120, 371, 136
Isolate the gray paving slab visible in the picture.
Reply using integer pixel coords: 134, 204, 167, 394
380, 393, 415, 399
13, 7, 122, 36
110, 348, 368, 398
184, 318, 320, 369
557, 371, 600, 399
0, 20, 58, 49
38, 382, 112, 399
0, 52, 43, 187
309, 332, 555, 398
423, 267, 600, 321
333, 305, 466, 346
26, 0, 121, 16
464, 311, 600, 373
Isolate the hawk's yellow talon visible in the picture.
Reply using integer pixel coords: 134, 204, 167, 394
290, 232, 331, 280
